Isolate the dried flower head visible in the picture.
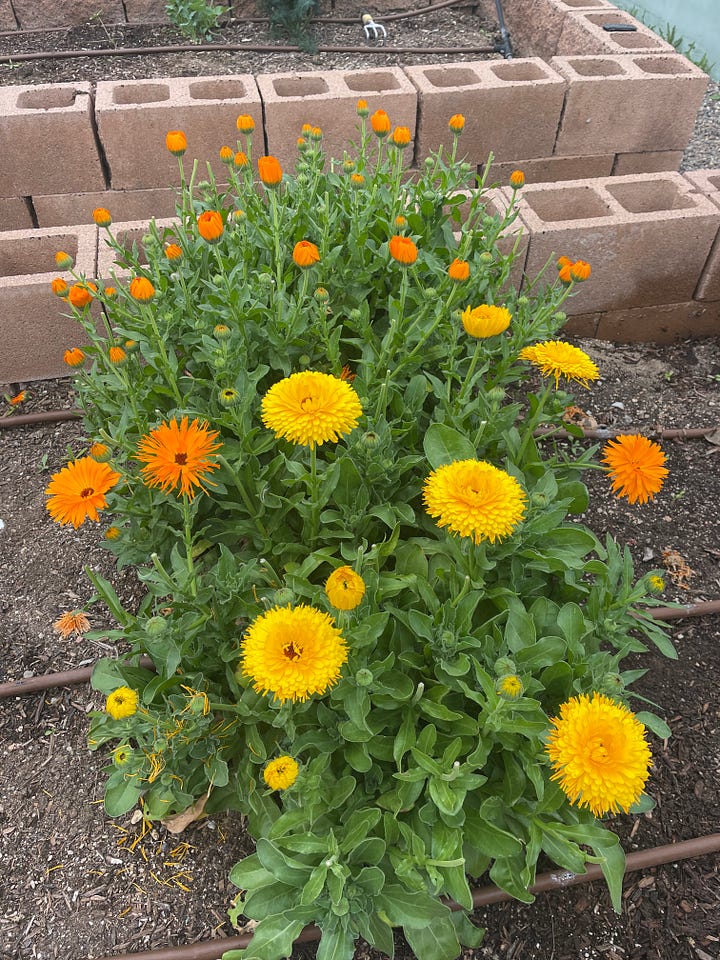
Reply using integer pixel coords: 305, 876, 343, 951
241, 604, 348, 703
263, 756, 299, 790
261, 371, 362, 448
546, 692, 652, 817
325, 566, 366, 611
519, 340, 600, 389
136, 416, 222, 500
45, 457, 121, 528
54, 610, 91, 638
423, 459, 527, 545
462, 304, 511, 338
602, 434, 668, 504
9, 391, 26, 406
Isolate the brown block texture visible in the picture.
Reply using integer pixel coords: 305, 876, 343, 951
511, 172, 720, 314
97, 218, 181, 281
612, 151, 685, 175
556, 8, 675, 56
0, 197, 34, 231
551, 55, 708, 156
0, 84, 106, 197
95, 76, 262, 190
595, 300, 720, 342
33, 188, 179, 229
0, 0, 17, 30
257, 68, 417, 171
684, 170, 720, 302
0, 225, 98, 382
404, 59, 566, 165
489, 154, 614, 185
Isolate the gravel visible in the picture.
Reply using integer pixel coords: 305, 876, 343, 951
681, 79, 720, 171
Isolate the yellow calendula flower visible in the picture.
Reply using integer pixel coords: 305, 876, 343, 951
602, 434, 668, 505
462, 304, 511, 338
325, 566, 365, 611
261, 371, 362, 448
497, 674, 523, 700
240, 604, 348, 703
113, 745, 132, 766
263, 756, 299, 790
519, 340, 600, 389
648, 574, 665, 593
423, 459, 526, 545
105, 686, 139, 720
546, 692, 652, 817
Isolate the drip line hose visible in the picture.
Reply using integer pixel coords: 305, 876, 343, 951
494, 0, 513, 58
0, 42, 499, 65
99, 834, 720, 960
0, 0, 478, 38
2, 598, 719, 701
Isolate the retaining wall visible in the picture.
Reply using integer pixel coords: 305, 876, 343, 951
1, 0, 719, 380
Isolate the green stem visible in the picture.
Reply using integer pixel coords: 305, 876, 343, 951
217, 454, 267, 537
515, 380, 553, 465
374, 267, 409, 381
181, 497, 197, 597
456, 340, 483, 406
308, 444, 319, 547
144, 307, 183, 405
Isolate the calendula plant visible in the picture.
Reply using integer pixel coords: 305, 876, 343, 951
47, 106, 675, 960
166, 0, 225, 42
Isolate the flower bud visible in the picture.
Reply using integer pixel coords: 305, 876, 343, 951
273, 587, 295, 606
146, 616, 168, 636
355, 669, 373, 687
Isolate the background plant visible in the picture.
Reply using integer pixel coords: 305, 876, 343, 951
165, 0, 226, 41
53, 112, 674, 960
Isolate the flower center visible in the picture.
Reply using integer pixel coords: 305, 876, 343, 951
283, 641, 302, 661
175, 453, 188, 465
80, 486, 95, 499
588, 736, 609, 764
300, 395, 319, 412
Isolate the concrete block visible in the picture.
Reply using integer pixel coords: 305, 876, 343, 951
0, 225, 98, 382
12, 0, 124, 28
684, 170, 720, 302
595, 300, 720, 343
552, 55, 708, 156
563, 312, 600, 337
511, 172, 720, 314
95, 76, 262, 190
0, 197, 34, 231
33, 188, 179, 228
612, 151, 684, 175
404, 59, 566, 165
257, 68, 417, 171
96, 218, 180, 281
556, 8, 675, 56
488, 154, 614, 185
0, 0, 17, 30
0, 84, 106, 197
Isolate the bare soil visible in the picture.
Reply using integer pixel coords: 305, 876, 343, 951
2, 337, 720, 960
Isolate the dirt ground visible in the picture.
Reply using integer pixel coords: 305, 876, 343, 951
1, 337, 719, 960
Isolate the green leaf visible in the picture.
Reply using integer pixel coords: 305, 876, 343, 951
317, 918, 355, 960
244, 881, 299, 921
451, 910, 485, 948
339, 808, 382, 853
464, 813, 522, 858
423, 423, 477, 469
242, 907, 316, 960
375, 884, 452, 928
300, 863, 328, 905
229, 853, 274, 892
404, 914, 461, 960
489, 855, 535, 903
104, 777, 142, 817
86, 567, 133, 627
635, 711, 671, 740
357, 912, 395, 958
255, 838, 311, 885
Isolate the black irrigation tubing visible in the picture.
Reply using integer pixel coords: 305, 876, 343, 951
101, 834, 720, 960
0, 42, 500, 65
2, 599, 720, 701
0, 0, 476, 38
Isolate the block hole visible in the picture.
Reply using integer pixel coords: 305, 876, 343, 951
706, 175, 720, 192
561, 0, 606, 6
112, 83, 170, 105
272, 77, 329, 97
566, 58, 625, 77
17, 88, 76, 110
0, 234, 78, 278
343, 72, 401, 92
606, 179, 695, 213
423, 66, 479, 88
490, 62, 548, 82
190, 79, 247, 100
633, 56, 693, 75
523, 185, 612, 222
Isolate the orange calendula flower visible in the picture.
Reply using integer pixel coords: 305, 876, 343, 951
129, 277, 155, 301
448, 258, 470, 282
67, 283, 97, 309
234, 151, 249, 168
197, 210, 224, 243
51, 277, 68, 297
350, 173, 365, 189
64, 347, 85, 368
219, 145, 234, 163
293, 240, 320, 268
462, 304, 511, 338
45, 457, 121, 528
88, 442, 111, 461
370, 109, 391, 137
547, 692, 652, 817
166, 130, 187, 156
388, 234, 418, 266
105, 525, 121, 540
570, 259, 591, 282
258, 155, 283, 187
297, 136, 307, 151
165, 243, 183, 261
357, 99, 369, 117
301, 123, 313, 136
9, 390, 26, 406
54, 610, 91, 638
104, 286, 117, 299
448, 114, 465, 134
108, 346, 127, 365
93, 207, 112, 227
602, 434, 668, 504
310, 126, 322, 141
55, 251, 73, 270
391, 126, 411, 148
325, 566, 366, 611
236, 114, 255, 133
509, 170, 525, 189
394, 215, 407, 229
135, 416, 222, 500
